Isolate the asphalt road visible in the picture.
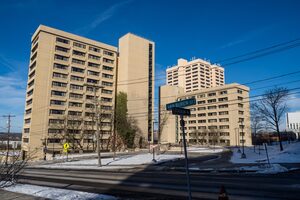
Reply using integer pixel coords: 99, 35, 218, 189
18, 166, 300, 200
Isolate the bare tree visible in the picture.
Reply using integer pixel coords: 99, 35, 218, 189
255, 87, 289, 151
159, 106, 169, 143
208, 128, 220, 149
250, 103, 265, 152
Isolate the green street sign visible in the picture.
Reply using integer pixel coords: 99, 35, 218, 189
166, 98, 196, 110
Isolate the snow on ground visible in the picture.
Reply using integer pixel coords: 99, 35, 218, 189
38, 153, 184, 169
188, 146, 224, 153
3, 183, 117, 200
231, 142, 300, 164
237, 164, 289, 174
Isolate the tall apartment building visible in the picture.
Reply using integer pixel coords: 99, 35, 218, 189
22, 25, 117, 159
118, 34, 155, 142
286, 112, 300, 139
166, 58, 224, 93
159, 83, 252, 146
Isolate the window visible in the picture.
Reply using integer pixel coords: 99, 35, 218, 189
48, 129, 63, 134
198, 107, 206, 110
101, 97, 112, 102
71, 75, 84, 82
208, 112, 217, 116
103, 50, 114, 56
25, 118, 31, 124
24, 128, 30, 133
89, 54, 100, 60
70, 84, 83, 90
207, 105, 217, 110
26, 99, 33, 106
23, 138, 29, 143
220, 125, 229, 129
219, 104, 228, 108
102, 73, 113, 79
51, 90, 66, 97
103, 58, 114, 64
50, 100, 65, 106
103, 65, 113, 71
197, 100, 205, 105
208, 92, 216, 97
239, 110, 244, 115
69, 93, 83, 99
56, 37, 69, 44
102, 89, 113, 94
73, 42, 86, 49
72, 58, 85, 65
102, 81, 113, 87
198, 120, 206, 123
219, 111, 229, 115
208, 99, 216, 103
27, 89, 33, 97
54, 54, 68, 61
85, 103, 94, 109
28, 80, 34, 88
50, 109, 65, 115
55, 46, 69, 53
87, 70, 100, 76
71, 67, 84, 73
53, 72, 67, 79
101, 105, 112, 110
52, 81, 67, 88
49, 119, 64, 124
220, 132, 230, 136
218, 97, 228, 102
237, 89, 243, 94
25, 108, 32, 115
68, 111, 82, 116
88, 62, 100, 68
69, 102, 82, 107
198, 113, 206, 117
238, 103, 243, 108
208, 119, 217, 123
220, 90, 228, 95
89, 46, 100, 53
54, 63, 68, 70
238, 96, 243, 100
73, 50, 85, 57
87, 78, 99, 84
219, 118, 229, 122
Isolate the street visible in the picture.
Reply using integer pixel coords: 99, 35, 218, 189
19, 165, 300, 200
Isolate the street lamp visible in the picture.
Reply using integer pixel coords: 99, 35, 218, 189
239, 119, 246, 159
235, 128, 241, 153
152, 121, 158, 162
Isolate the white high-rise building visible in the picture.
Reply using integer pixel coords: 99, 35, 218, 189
166, 58, 224, 93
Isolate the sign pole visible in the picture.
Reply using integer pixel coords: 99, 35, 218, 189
180, 114, 192, 200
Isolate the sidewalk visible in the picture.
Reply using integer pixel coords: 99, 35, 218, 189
0, 189, 46, 200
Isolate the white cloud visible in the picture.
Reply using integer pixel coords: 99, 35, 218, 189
76, 0, 133, 34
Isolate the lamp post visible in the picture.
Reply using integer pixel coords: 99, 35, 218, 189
84, 83, 104, 167
152, 121, 158, 162
239, 119, 246, 159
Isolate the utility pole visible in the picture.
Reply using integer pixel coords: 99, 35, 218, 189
2, 114, 16, 165
84, 84, 104, 167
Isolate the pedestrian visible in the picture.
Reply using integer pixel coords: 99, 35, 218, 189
218, 185, 229, 200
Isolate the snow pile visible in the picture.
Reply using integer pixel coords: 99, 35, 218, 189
188, 147, 224, 153
238, 164, 288, 174
231, 142, 300, 164
3, 183, 117, 200
39, 153, 183, 169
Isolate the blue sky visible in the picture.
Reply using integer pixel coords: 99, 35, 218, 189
1, 0, 300, 132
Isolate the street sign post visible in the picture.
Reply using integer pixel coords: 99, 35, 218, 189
172, 107, 191, 116
166, 99, 194, 200
166, 98, 196, 110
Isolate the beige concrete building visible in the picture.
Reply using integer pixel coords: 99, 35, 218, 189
22, 25, 117, 159
159, 83, 252, 146
118, 33, 155, 142
166, 58, 224, 93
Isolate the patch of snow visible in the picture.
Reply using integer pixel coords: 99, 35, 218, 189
3, 183, 117, 200
231, 142, 300, 164
37, 153, 183, 169
238, 164, 288, 174
188, 147, 224, 153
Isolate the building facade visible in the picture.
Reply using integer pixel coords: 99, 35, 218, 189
286, 111, 300, 139
159, 83, 252, 146
22, 25, 118, 158
118, 33, 155, 142
166, 58, 224, 93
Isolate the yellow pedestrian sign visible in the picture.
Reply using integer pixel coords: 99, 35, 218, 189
63, 143, 70, 150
